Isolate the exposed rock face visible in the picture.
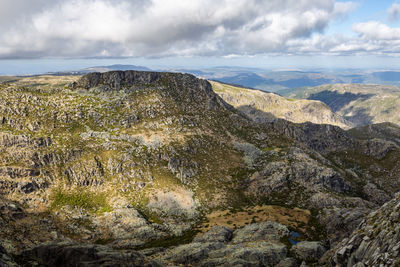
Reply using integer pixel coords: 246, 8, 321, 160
330, 193, 400, 267
73, 70, 231, 112
193, 226, 233, 243
232, 221, 289, 244
154, 222, 291, 266
291, 241, 326, 261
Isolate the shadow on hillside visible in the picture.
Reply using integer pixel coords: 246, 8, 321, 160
343, 108, 374, 126
308, 90, 374, 112
236, 105, 278, 123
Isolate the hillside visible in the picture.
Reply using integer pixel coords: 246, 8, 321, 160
211, 81, 352, 129
0, 71, 400, 266
281, 83, 400, 126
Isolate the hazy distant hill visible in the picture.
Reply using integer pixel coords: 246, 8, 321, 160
212, 81, 352, 129
179, 67, 400, 91
48, 64, 152, 75
281, 83, 400, 126
83, 64, 152, 72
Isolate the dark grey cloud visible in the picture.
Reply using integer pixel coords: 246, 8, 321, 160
0, 0, 356, 59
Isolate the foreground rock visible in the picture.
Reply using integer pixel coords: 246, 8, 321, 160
291, 241, 326, 262
0, 245, 18, 267
18, 241, 161, 267
330, 193, 400, 266
152, 222, 324, 266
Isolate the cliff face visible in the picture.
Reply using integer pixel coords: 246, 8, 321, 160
73, 71, 231, 112
0, 71, 400, 266
331, 193, 400, 266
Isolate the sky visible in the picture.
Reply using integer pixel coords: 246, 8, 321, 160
1, 0, 400, 74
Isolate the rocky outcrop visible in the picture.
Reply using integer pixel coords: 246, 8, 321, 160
73, 71, 232, 112
193, 226, 233, 243
167, 157, 199, 185
152, 222, 327, 266
291, 241, 326, 262
155, 222, 292, 266
232, 221, 289, 243
330, 193, 400, 266
19, 241, 161, 267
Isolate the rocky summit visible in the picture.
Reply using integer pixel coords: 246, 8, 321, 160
0, 71, 400, 266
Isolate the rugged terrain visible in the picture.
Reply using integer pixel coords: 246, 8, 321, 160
330, 192, 400, 266
281, 83, 400, 127
0, 71, 400, 266
212, 81, 352, 129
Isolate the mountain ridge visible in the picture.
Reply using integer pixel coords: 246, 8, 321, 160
211, 81, 353, 129
281, 83, 400, 127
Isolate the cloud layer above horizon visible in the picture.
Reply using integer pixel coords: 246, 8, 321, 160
0, 0, 399, 59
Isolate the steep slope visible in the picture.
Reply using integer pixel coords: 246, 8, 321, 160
0, 71, 400, 266
330, 193, 400, 266
348, 122, 400, 146
212, 81, 352, 129
281, 83, 400, 126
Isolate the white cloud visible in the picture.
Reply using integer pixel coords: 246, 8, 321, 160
284, 20, 400, 56
353, 21, 400, 40
0, 0, 355, 59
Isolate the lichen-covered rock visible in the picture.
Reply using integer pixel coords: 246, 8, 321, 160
228, 241, 287, 266
291, 241, 326, 262
147, 189, 199, 221
276, 257, 299, 267
159, 242, 225, 265
193, 226, 233, 243
232, 221, 289, 244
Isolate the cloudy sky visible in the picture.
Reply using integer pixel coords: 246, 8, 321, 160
1, 0, 400, 74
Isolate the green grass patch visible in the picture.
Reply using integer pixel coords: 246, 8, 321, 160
51, 188, 113, 214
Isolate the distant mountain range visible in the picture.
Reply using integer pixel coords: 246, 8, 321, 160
47, 65, 400, 92
186, 68, 400, 92
48, 64, 152, 75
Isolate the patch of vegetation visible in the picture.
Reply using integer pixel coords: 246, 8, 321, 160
51, 188, 113, 214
